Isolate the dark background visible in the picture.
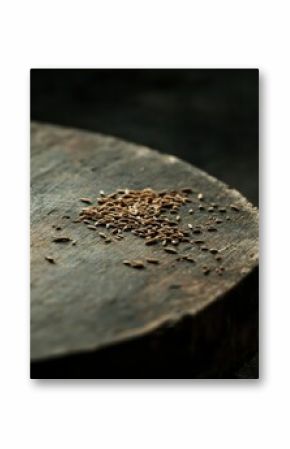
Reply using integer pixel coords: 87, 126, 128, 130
30, 69, 259, 378
31, 69, 259, 206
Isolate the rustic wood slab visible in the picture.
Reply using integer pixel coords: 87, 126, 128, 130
30, 122, 259, 378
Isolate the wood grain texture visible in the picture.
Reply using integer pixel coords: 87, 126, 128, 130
30, 122, 259, 378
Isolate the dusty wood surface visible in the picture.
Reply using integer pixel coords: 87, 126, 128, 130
31, 122, 259, 378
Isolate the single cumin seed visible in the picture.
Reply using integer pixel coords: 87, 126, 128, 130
164, 247, 177, 254
52, 237, 71, 243
80, 197, 92, 204
146, 258, 160, 264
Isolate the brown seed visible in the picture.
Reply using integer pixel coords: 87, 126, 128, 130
146, 258, 160, 264
52, 237, 71, 243
185, 256, 195, 263
193, 240, 205, 245
87, 225, 97, 230
164, 247, 178, 254
131, 259, 145, 268
230, 204, 240, 212
99, 232, 107, 238
80, 197, 92, 204
45, 256, 55, 264
207, 227, 217, 232
145, 238, 158, 246
83, 219, 91, 224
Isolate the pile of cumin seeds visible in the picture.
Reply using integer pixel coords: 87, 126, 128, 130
78, 188, 192, 246
75, 187, 240, 274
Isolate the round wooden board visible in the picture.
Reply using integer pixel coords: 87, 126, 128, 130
31, 122, 259, 378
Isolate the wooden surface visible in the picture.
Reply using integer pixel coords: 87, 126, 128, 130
30, 122, 259, 378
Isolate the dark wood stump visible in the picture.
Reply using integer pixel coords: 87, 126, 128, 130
31, 122, 259, 378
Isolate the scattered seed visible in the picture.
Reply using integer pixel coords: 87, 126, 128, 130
145, 238, 158, 246
56, 226, 62, 231
80, 197, 92, 204
215, 256, 222, 262
72, 240, 77, 246
215, 219, 223, 224
105, 238, 112, 243
230, 204, 240, 212
201, 246, 208, 251
208, 207, 214, 212
188, 223, 193, 229
218, 207, 226, 213
202, 267, 210, 275
207, 227, 217, 232
193, 240, 205, 245
199, 205, 205, 211
146, 258, 160, 264
182, 187, 193, 194
45, 256, 55, 264
62, 215, 70, 219
83, 219, 91, 224
193, 228, 202, 234
99, 232, 107, 238
131, 259, 145, 268
87, 225, 97, 230
164, 247, 178, 254
176, 215, 180, 221
189, 209, 194, 214
197, 193, 204, 201
169, 283, 181, 289
123, 260, 131, 266
226, 216, 231, 221
52, 237, 71, 243
209, 248, 218, 254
